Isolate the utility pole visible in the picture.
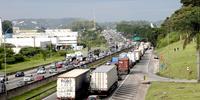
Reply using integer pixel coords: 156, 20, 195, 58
93, 9, 96, 30
0, 18, 3, 46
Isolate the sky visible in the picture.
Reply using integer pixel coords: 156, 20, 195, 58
0, 0, 182, 22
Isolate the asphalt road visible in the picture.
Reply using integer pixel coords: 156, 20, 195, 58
43, 49, 153, 100
5, 64, 69, 90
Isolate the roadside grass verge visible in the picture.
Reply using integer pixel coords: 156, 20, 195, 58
0, 56, 64, 74
156, 41, 197, 79
146, 82, 200, 100
10, 81, 56, 100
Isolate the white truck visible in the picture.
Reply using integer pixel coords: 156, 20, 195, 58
90, 64, 118, 96
57, 69, 90, 100
127, 51, 136, 66
134, 49, 141, 62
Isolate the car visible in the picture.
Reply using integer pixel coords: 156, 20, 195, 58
56, 62, 63, 68
37, 66, 45, 71
0, 75, 8, 82
49, 64, 57, 74
35, 75, 45, 81
15, 72, 25, 77
87, 95, 100, 100
23, 75, 34, 82
17, 80, 27, 86
37, 68, 46, 74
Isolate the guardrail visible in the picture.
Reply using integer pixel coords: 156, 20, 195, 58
0, 47, 133, 100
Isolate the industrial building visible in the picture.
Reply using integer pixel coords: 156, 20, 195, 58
0, 18, 79, 53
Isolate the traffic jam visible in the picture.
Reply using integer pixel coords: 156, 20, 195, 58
56, 42, 151, 100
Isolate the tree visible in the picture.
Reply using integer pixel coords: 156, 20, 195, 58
2, 20, 13, 34
37, 27, 46, 32
41, 50, 48, 61
181, 0, 200, 7
162, 5, 200, 81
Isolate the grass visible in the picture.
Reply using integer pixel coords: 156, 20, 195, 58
0, 55, 64, 74
156, 41, 197, 79
146, 82, 200, 100
10, 81, 56, 100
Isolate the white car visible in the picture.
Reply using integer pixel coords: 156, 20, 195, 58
23, 75, 34, 82
37, 69, 46, 74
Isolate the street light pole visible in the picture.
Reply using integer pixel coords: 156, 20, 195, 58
4, 28, 10, 100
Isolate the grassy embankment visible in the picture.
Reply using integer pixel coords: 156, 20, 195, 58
146, 82, 200, 100
10, 81, 56, 100
156, 41, 197, 79
0, 55, 64, 74
146, 41, 198, 100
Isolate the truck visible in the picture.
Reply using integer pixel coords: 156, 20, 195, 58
117, 58, 130, 75
127, 51, 136, 67
57, 69, 90, 100
90, 65, 118, 96
134, 50, 141, 62
111, 57, 119, 64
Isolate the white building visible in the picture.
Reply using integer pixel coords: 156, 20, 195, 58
3, 29, 78, 53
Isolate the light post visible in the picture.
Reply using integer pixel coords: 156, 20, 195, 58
3, 28, 10, 100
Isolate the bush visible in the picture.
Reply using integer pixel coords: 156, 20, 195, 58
157, 32, 180, 48
57, 50, 68, 56
14, 54, 25, 62
6, 57, 16, 64
19, 47, 42, 57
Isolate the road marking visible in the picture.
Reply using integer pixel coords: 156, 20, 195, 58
146, 50, 152, 73
110, 73, 130, 100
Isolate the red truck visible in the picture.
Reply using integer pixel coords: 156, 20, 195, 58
117, 58, 130, 75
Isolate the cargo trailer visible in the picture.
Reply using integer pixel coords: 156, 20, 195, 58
127, 51, 136, 66
90, 65, 118, 96
57, 69, 90, 100
134, 50, 141, 62
111, 57, 119, 64
117, 58, 130, 75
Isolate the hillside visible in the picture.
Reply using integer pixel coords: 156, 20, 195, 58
156, 41, 197, 79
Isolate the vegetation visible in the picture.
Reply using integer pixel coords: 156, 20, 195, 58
10, 81, 56, 100
157, 41, 196, 79
157, 0, 200, 80
2, 20, 13, 34
116, 21, 163, 46
79, 30, 107, 51
0, 45, 66, 73
146, 82, 200, 100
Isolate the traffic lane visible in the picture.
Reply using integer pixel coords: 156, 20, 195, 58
6, 64, 55, 86
6, 66, 67, 90
107, 50, 152, 100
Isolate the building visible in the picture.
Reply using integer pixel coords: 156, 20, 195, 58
3, 29, 78, 53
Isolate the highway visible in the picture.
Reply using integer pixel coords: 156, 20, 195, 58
6, 64, 67, 90
43, 49, 153, 100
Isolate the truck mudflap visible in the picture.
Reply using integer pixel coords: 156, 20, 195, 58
90, 81, 118, 96
118, 69, 130, 75
56, 97, 75, 100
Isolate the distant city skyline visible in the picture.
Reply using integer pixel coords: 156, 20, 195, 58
0, 0, 181, 22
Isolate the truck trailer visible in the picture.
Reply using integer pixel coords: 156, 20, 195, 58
117, 58, 130, 75
57, 69, 90, 100
90, 64, 118, 96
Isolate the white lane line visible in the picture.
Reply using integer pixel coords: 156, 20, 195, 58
110, 74, 130, 100
146, 50, 152, 73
